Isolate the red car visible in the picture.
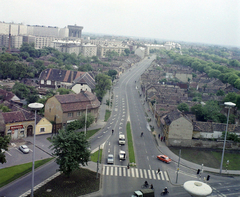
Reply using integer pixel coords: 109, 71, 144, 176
157, 155, 171, 163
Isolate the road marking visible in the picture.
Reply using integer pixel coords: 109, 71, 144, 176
160, 171, 164, 180
5, 151, 12, 156
139, 169, 143, 178
127, 168, 131, 177
131, 168, 135, 177
119, 167, 122, 176
144, 169, 147, 178
157, 173, 160, 180
115, 167, 118, 176
135, 168, 139, 178
106, 167, 109, 175
152, 170, 156, 180
97, 135, 103, 138
164, 171, 169, 181
123, 168, 126, 176
102, 166, 105, 175
110, 167, 113, 176
148, 170, 152, 179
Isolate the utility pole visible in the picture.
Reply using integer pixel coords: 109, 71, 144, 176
96, 145, 100, 179
176, 149, 181, 183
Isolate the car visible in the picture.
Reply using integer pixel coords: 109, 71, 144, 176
119, 150, 126, 160
107, 154, 114, 164
157, 155, 171, 163
19, 145, 30, 154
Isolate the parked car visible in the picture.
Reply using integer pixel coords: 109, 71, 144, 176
107, 154, 114, 164
157, 155, 171, 163
19, 145, 30, 154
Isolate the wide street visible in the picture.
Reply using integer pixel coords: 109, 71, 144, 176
1, 56, 240, 197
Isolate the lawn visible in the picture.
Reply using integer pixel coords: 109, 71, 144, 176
0, 158, 53, 188
91, 149, 102, 163
104, 109, 111, 121
27, 168, 100, 197
126, 121, 136, 165
169, 147, 240, 170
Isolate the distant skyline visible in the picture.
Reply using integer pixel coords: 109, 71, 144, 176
1, 0, 239, 47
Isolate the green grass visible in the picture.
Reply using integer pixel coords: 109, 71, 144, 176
86, 128, 101, 139
0, 158, 54, 188
27, 168, 100, 197
104, 109, 111, 121
126, 122, 135, 165
169, 147, 240, 170
91, 149, 102, 163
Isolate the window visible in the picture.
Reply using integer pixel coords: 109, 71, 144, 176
40, 128, 45, 132
77, 111, 81, 116
68, 112, 73, 117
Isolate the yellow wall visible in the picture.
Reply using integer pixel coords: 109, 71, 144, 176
36, 117, 52, 135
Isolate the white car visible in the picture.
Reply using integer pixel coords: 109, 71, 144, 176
107, 154, 114, 164
19, 145, 30, 154
119, 150, 126, 160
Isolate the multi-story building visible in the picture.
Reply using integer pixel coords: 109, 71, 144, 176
81, 43, 97, 57
97, 44, 129, 58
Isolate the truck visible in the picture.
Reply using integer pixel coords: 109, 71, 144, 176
119, 150, 126, 160
119, 134, 125, 145
131, 189, 154, 197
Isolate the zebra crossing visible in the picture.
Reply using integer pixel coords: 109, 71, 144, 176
102, 165, 169, 181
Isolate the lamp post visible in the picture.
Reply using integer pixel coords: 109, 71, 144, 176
85, 104, 95, 135
219, 102, 236, 174
28, 103, 44, 197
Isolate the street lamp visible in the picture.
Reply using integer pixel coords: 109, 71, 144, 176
28, 103, 44, 197
219, 102, 236, 174
85, 104, 95, 135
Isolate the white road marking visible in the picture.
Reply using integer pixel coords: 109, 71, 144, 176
123, 168, 126, 176
148, 170, 152, 179
128, 168, 131, 177
152, 170, 156, 180
139, 169, 143, 178
135, 168, 139, 178
164, 171, 169, 181
110, 167, 113, 176
157, 173, 160, 180
144, 169, 147, 178
119, 167, 122, 176
115, 167, 118, 176
131, 168, 135, 177
106, 167, 109, 175
160, 171, 164, 180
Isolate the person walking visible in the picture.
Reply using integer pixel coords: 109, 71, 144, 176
141, 131, 143, 137
157, 168, 160, 174
112, 129, 114, 134
161, 136, 163, 141
158, 134, 160, 139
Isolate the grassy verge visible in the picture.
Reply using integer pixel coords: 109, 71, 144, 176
104, 109, 111, 121
91, 149, 102, 163
27, 168, 100, 197
169, 147, 240, 170
0, 158, 54, 188
126, 121, 135, 165
86, 128, 101, 139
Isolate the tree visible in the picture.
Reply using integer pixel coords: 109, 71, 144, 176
56, 88, 73, 95
95, 73, 112, 102
0, 136, 10, 164
50, 129, 90, 177
177, 103, 189, 112
124, 48, 130, 56
216, 89, 225, 96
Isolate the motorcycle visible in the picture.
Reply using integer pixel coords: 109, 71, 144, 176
160, 190, 169, 196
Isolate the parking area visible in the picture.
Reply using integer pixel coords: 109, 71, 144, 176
0, 139, 52, 169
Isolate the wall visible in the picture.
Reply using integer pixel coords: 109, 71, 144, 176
167, 138, 240, 150
168, 117, 193, 140
71, 84, 91, 94
36, 117, 53, 135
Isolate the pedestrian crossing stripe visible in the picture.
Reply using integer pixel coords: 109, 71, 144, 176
102, 166, 169, 181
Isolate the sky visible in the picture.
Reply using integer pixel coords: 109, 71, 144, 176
1, 0, 240, 47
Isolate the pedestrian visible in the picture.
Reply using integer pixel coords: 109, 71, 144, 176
112, 129, 114, 134
127, 163, 130, 169
150, 184, 153, 189
141, 131, 143, 137
158, 134, 160, 139
157, 168, 160, 174
163, 136, 165, 142
161, 136, 163, 141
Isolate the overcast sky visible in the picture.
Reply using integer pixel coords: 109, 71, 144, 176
1, 0, 240, 47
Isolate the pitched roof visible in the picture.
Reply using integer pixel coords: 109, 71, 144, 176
54, 91, 100, 112
72, 72, 96, 90
164, 109, 183, 125
39, 68, 85, 83
0, 88, 18, 101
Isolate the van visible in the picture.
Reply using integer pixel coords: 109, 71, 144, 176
119, 134, 125, 145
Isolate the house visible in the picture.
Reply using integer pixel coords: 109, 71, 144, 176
70, 72, 96, 94
44, 91, 100, 130
39, 68, 95, 92
0, 108, 52, 139
162, 109, 193, 146
0, 88, 21, 103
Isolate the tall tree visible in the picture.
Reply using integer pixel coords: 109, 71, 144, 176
50, 130, 90, 177
0, 136, 10, 164
95, 73, 112, 102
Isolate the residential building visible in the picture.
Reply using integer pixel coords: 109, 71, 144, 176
135, 47, 145, 59
44, 91, 100, 130
81, 43, 97, 57
39, 69, 95, 91
97, 44, 129, 58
